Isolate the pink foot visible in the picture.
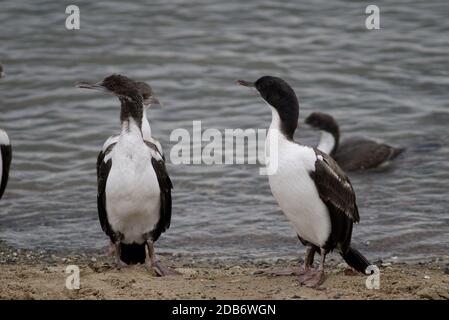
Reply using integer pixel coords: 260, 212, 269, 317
107, 242, 116, 257
300, 270, 325, 288
113, 259, 128, 269
149, 262, 181, 277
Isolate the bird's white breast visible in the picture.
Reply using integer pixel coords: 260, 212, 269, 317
105, 124, 161, 244
266, 113, 331, 247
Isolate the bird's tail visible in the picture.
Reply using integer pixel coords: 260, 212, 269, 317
391, 147, 405, 160
340, 246, 370, 274
120, 243, 146, 265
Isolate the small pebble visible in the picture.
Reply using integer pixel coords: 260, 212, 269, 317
424, 275, 430, 279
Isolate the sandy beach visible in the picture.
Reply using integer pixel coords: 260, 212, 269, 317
1, 241, 448, 300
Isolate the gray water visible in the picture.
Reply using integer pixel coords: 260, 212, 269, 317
0, 0, 448, 262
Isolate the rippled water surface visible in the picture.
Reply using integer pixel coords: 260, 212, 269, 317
0, 0, 448, 261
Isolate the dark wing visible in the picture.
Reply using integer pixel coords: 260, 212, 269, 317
97, 143, 116, 241
97, 137, 118, 180
96, 150, 105, 181
310, 148, 359, 251
147, 141, 173, 242
0, 144, 12, 199
335, 139, 400, 171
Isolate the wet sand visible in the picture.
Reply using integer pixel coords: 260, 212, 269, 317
0, 242, 448, 300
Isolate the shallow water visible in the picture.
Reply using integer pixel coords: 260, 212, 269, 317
0, 0, 448, 262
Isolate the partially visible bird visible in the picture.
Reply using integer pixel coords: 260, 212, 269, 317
0, 64, 12, 200
305, 112, 404, 171
0, 129, 11, 200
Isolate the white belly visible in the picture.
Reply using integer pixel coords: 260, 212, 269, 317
268, 142, 331, 247
106, 136, 161, 244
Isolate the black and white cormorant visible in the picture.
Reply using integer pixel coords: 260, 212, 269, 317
237, 76, 370, 287
96, 81, 164, 258
0, 64, 12, 200
76, 75, 178, 276
305, 112, 404, 171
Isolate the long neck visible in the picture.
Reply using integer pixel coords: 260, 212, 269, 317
141, 107, 152, 141
119, 97, 143, 136
317, 130, 338, 155
269, 107, 298, 141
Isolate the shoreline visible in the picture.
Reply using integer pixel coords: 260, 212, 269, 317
1, 241, 448, 300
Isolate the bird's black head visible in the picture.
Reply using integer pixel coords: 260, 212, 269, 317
76, 74, 144, 127
237, 76, 299, 140
0, 64, 4, 78
135, 82, 161, 107
305, 112, 339, 137
76, 74, 142, 103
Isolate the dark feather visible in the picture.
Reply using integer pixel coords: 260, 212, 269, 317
334, 138, 404, 171
149, 152, 173, 242
310, 148, 358, 252
97, 141, 116, 179
0, 144, 12, 199
96, 145, 115, 241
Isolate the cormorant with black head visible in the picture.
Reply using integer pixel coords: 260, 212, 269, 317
237, 76, 370, 287
95, 80, 165, 258
76, 74, 179, 276
305, 112, 404, 171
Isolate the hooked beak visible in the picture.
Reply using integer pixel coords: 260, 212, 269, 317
144, 95, 162, 107
75, 81, 111, 93
236, 79, 255, 88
